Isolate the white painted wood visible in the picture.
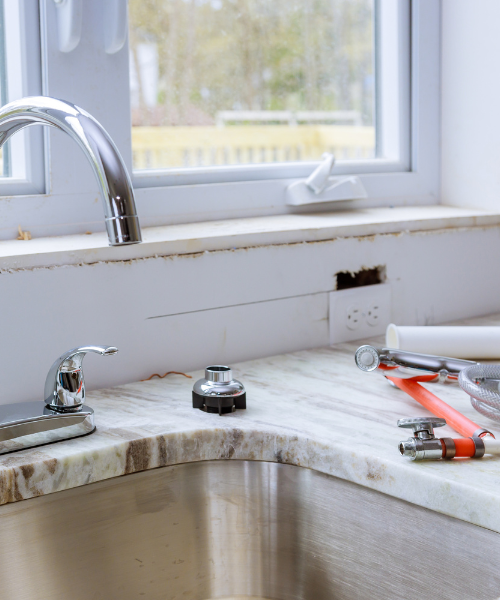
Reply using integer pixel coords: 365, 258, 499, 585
376, 0, 411, 166
0, 205, 496, 269
0, 168, 442, 240
441, 0, 500, 210
0, 225, 499, 405
410, 0, 441, 199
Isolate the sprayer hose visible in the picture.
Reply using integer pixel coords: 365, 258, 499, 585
459, 364, 500, 422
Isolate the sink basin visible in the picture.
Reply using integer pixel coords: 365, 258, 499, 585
0, 460, 499, 599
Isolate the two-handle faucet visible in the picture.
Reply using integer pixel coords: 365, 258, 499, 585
0, 96, 142, 245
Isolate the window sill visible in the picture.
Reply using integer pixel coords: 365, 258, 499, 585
0, 204, 498, 271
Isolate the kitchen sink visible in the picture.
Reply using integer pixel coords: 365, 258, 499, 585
0, 460, 499, 599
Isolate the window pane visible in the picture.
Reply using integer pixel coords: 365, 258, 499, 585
0, 0, 9, 177
129, 0, 375, 171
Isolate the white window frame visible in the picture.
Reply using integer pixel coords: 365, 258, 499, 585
0, 0, 440, 238
0, 0, 44, 196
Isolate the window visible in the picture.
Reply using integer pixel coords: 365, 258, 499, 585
0, 0, 439, 238
0, 0, 43, 196
0, 0, 9, 177
129, 0, 376, 171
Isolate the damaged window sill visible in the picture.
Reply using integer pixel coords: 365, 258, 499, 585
0, 204, 499, 270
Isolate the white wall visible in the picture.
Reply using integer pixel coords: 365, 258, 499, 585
441, 0, 500, 210
1, 224, 500, 406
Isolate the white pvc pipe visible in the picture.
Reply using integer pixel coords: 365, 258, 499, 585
483, 438, 500, 456
386, 324, 500, 359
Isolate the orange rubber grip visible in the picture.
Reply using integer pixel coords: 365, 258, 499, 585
388, 377, 482, 438
453, 438, 476, 458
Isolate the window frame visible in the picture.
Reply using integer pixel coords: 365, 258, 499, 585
0, 0, 440, 239
131, 0, 412, 189
0, 0, 44, 196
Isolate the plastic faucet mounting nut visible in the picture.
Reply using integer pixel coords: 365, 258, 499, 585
192, 366, 246, 416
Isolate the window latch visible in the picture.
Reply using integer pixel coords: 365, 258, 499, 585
286, 152, 367, 206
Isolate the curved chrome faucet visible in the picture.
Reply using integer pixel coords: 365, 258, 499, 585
44, 345, 118, 411
0, 96, 142, 245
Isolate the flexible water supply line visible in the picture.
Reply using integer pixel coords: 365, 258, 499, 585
459, 364, 500, 423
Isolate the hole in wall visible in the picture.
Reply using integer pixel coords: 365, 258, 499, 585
335, 266, 385, 291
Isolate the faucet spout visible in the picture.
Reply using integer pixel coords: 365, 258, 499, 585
0, 96, 141, 245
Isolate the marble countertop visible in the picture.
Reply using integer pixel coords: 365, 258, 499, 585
2, 318, 500, 534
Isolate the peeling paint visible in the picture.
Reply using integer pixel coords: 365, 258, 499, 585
1, 223, 498, 275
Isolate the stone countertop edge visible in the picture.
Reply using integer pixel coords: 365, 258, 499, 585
1, 318, 500, 534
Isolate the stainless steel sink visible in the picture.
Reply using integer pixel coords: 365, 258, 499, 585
0, 460, 499, 599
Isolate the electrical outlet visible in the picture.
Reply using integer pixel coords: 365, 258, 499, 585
346, 303, 362, 330
329, 283, 392, 344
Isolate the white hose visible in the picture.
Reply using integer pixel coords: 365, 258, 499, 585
459, 364, 500, 422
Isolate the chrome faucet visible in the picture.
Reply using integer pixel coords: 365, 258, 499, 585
0, 345, 117, 454
44, 345, 118, 411
0, 96, 141, 245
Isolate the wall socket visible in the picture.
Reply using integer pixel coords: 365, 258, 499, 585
329, 283, 392, 344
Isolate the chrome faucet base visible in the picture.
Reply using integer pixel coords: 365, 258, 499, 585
0, 401, 95, 455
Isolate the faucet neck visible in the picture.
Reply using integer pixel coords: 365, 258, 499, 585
0, 96, 142, 246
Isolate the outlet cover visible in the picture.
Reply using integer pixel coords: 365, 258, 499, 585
329, 283, 392, 344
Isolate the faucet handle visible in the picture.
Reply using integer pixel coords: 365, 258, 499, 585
397, 416, 446, 439
44, 346, 118, 412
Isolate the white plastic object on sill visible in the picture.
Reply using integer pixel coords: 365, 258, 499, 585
306, 152, 336, 194
386, 324, 500, 359
53, 0, 83, 53
286, 152, 367, 206
104, 0, 128, 55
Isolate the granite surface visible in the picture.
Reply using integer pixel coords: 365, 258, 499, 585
2, 320, 500, 534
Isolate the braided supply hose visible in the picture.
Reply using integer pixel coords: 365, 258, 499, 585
459, 364, 500, 423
